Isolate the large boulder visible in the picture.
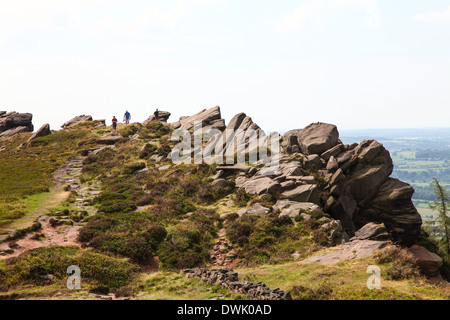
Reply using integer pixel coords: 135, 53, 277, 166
273, 200, 323, 218
355, 178, 422, 245
283, 122, 339, 155
173, 106, 223, 131
242, 176, 280, 195
226, 113, 247, 131
0, 126, 31, 138
27, 123, 51, 142
143, 111, 171, 124
280, 184, 320, 204
223, 113, 262, 156
61, 115, 93, 129
0, 112, 33, 136
238, 203, 271, 217
321, 220, 349, 245
351, 222, 389, 241
408, 245, 443, 277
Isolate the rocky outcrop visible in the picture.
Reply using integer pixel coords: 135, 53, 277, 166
0, 112, 33, 138
169, 107, 423, 249
205, 119, 421, 246
143, 111, 171, 124
183, 268, 292, 300
318, 137, 420, 244
61, 115, 93, 129
172, 106, 225, 131
28, 124, 51, 143
355, 178, 422, 245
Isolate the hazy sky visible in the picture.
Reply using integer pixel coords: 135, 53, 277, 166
1, 0, 449, 133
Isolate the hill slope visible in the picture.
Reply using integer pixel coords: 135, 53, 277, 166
0, 108, 448, 300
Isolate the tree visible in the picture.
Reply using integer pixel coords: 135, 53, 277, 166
429, 178, 450, 258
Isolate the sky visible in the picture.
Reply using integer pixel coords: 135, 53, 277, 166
0, 0, 449, 133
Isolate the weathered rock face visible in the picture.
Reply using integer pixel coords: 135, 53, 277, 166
242, 176, 280, 195
169, 106, 423, 248
0, 126, 31, 138
355, 178, 422, 246
61, 115, 93, 129
408, 245, 443, 277
238, 203, 271, 217
273, 200, 322, 218
143, 111, 171, 124
284, 122, 339, 155
172, 106, 225, 131
319, 136, 421, 245
351, 222, 389, 241
280, 184, 320, 204
0, 112, 33, 138
28, 124, 51, 143
302, 240, 388, 265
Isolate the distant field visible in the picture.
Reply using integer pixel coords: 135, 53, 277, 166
389, 150, 450, 204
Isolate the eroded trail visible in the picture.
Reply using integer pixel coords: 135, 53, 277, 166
0, 155, 102, 259
210, 228, 237, 269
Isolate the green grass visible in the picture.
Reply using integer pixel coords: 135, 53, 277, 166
136, 272, 245, 300
0, 246, 140, 294
0, 128, 97, 228
236, 256, 450, 300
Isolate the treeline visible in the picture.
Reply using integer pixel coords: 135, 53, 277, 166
412, 186, 437, 201
392, 169, 450, 185
416, 149, 450, 161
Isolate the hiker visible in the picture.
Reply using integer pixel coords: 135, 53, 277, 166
123, 110, 131, 125
112, 116, 118, 132
154, 108, 159, 121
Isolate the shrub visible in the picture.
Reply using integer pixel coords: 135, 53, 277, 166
375, 246, 421, 280
119, 124, 140, 138
291, 284, 333, 300
0, 246, 139, 290
157, 228, 210, 270
123, 161, 146, 175
98, 200, 137, 214
78, 215, 167, 263
139, 144, 157, 159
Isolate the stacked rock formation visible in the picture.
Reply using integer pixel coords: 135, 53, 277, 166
280, 123, 422, 246
166, 106, 423, 247
183, 268, 292, 300
0, 111, 33, 138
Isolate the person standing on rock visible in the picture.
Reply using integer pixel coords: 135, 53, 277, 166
154, 108, 159, 121
112, 116, 118, 132
123, 110, 131, 125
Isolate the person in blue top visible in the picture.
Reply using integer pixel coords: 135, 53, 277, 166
123, 110, 131, 125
